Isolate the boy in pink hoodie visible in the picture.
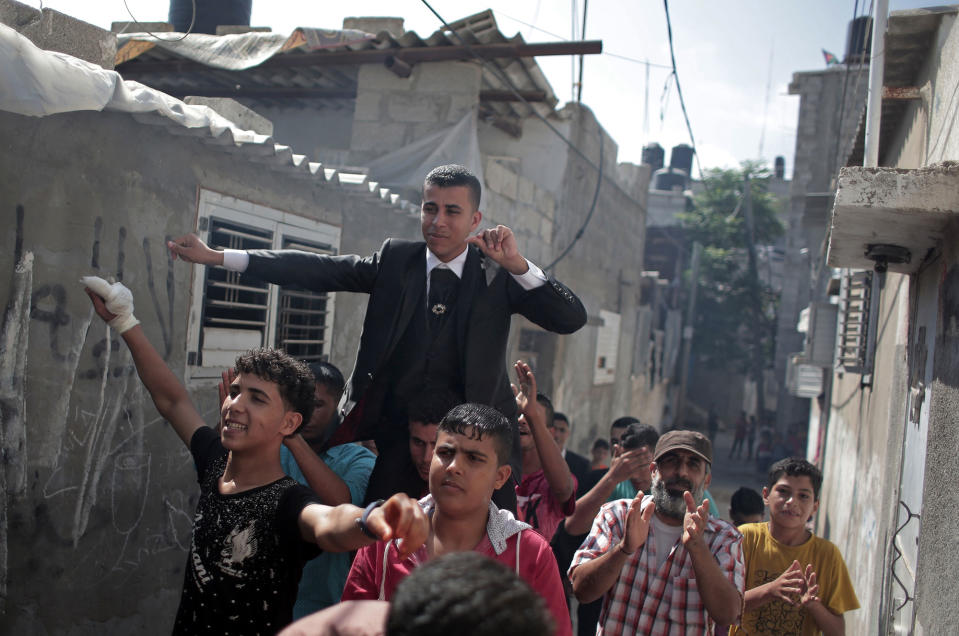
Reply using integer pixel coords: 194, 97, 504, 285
342, 396, 571, 636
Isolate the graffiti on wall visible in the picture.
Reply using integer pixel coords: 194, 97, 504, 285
0, 206, 196, 609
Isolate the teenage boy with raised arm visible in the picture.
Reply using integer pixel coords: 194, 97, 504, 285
81, 276, 427, 634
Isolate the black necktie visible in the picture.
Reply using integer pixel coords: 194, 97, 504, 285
428, 267, 459, 331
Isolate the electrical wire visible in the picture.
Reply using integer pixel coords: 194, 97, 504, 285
419, 0, 640, 272
663, 0, 708, 191
122, 0, 196, 41
492, 9, 673, 69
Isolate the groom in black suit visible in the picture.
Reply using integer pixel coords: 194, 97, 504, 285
168, 165, 587, 509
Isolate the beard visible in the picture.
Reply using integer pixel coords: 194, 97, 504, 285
651, 473, 707, 520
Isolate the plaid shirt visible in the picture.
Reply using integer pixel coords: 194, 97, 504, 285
569, 496, 744, 636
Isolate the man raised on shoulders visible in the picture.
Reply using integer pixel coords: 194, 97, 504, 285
167, 164, 587, 510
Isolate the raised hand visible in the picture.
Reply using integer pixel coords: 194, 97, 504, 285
81, 276, 140, 333
800, 563, 821, 606
216, 367, 237, 433
466, 225, 528, 275
608, 447, 652, 483
366, 493, 429, 557
621, 492, 655, 554
167, 233, 223, 266
511, 360, 544, 423
681, 491, 710, 548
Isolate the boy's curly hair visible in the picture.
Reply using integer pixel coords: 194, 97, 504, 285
234, 348, 315, 426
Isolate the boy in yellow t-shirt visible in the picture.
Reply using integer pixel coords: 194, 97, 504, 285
731, 458, 859, 636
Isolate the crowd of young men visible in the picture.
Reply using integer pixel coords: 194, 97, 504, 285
80, 163, 858, 634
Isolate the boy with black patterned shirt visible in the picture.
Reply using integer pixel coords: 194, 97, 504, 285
82, 277, 427, 634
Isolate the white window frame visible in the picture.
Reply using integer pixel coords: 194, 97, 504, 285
186, 189, 340, 380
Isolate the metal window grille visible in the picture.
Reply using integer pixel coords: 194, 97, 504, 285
835, 269, 876, 374
275, 236, 335, 363
202, 220, 272, 333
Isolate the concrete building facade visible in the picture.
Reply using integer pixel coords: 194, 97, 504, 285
816, 6, 959, 633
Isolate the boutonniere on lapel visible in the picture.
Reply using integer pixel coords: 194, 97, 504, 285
431, 303, 448, 316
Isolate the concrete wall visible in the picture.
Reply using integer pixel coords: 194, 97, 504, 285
478, 104, 656, 455
818, 272, 910, 633
817, 12, 959, 634
348, 61, 482, 170
0, 107, 412, 634
775, 65, 868, 430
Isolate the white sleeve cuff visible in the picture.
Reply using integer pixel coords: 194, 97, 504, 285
222, 249, 250, 272
510, 259, 547, 291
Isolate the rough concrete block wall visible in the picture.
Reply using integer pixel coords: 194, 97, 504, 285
348, 61, 481, 168
479, 104, 657, 454
0, 108, 406, 634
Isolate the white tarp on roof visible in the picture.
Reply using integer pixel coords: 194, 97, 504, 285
2, 22, 267, 142
366, 109, 484, 192
115, 27, 374, 70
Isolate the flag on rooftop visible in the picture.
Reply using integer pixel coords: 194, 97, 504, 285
822, 49, 841, 66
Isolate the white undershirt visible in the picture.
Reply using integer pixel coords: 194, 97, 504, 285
650, 514, 683, 570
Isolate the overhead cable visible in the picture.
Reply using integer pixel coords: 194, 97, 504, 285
419, 0, 643, 272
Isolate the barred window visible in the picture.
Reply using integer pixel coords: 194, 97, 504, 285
187, 190, 339, 379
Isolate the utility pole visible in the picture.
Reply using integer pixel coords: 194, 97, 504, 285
742, 172, 766, 420
676, 241, 702, 428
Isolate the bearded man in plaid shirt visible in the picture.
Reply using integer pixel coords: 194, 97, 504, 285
568, 430, 744, 635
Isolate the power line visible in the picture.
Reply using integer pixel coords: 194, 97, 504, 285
492, 9, 673, 69
419, 0, 643, 271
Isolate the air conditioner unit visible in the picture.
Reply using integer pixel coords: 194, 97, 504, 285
786, 353, 824, 398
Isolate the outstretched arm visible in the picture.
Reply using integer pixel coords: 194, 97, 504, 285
83, 279, 204, 448
565, 447, 651, 534
514, 360, 573, 504
298, 493, 429, 555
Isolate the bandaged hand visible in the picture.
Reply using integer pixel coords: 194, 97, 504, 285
80, 275, 140, 334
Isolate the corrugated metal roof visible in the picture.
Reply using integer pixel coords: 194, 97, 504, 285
0, 22, 417, 214
115, 10, 560, 124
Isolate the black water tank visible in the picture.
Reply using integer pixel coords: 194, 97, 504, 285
654, 167, 688, 191
844, 16, 872, 64
774, 156, 785, 180
642, 143, 665, 171
669, 144, 694, 176
169, 0, 252, 35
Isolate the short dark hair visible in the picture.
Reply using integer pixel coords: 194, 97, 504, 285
730, 487, 764, 516
387, 552, 552, 636
591, 438, 610, 452
553, 412, 569, 425
621, 423, 659, 452
235, 348, 315, 424
307, 361, 345, 397
767, 458, 823, 500
424, 164, 482, 210
438, 403, 512, 466
408, 389, 462, 426
610, 416, 640, 432
535, 392, 554, 427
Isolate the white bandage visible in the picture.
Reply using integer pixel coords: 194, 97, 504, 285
80, 275, 141, 334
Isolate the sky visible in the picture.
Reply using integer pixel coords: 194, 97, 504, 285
22, 0, 939, 179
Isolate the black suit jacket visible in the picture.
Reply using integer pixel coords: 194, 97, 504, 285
246, 239, 586, 442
